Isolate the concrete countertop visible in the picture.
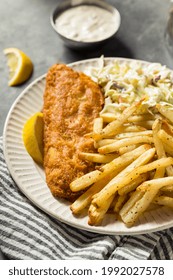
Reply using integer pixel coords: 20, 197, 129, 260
0, 0, 171, 260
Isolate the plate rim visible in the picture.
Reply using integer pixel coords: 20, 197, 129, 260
3, 57, 173, 235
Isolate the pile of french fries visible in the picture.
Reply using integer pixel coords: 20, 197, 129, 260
70, 99, 173, 227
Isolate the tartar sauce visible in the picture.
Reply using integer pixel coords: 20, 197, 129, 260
55, 5, 120, 42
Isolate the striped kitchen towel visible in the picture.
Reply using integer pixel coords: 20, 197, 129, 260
0, 137, 173, 260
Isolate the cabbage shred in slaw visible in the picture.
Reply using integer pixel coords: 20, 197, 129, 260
85, 57, 173, 115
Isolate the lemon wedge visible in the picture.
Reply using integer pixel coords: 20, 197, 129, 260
3, 47, 33, 86
23, 112, 44, 164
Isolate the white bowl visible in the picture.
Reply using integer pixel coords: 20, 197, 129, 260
50, 0, 121, 49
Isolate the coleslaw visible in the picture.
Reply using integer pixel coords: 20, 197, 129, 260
85, 57, 173, 115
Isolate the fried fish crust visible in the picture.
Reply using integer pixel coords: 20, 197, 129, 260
43, 64, 104, 201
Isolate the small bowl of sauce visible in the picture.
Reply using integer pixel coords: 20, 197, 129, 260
51, 0, 121, 49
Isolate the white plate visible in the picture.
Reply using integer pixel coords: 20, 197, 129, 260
3, 57, 173, 235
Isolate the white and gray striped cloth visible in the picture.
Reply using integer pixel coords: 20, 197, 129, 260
0, 137, 173, 260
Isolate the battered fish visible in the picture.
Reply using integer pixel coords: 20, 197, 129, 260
43, 64, 104, 201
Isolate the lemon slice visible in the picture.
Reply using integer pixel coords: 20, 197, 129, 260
3, 47, 33, 86
23, 112, 44, 164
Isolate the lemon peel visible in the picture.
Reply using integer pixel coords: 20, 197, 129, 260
3, 47, 33, 86
23, 112, 44, 164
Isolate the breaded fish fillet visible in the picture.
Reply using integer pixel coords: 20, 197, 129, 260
43, 64, 104, 201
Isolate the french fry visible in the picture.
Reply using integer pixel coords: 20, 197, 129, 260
128, 114, 155, 123
137, 176, 173, 192
119, 177, 171, 226
70, 144, 150, 192
70, 173, 116, 214
118, 144, 139, 155
70, 169, 102, 192
113, 194, 129, 213
108, 193, 119, 211
93, 117, 103, 134
154, 195, 173, 209
100, 113, 154, 123
79, 152, 118, 163
152, 119, 166, 178
162, 143, 173, 157
118, 173, 148, 195
161, 185, 173, 192
154, 167, 165, 179
158, 129, 173, 150
120, 189, 158, 227
164, 159, 173, 176
98, 136, 153, 154
93, 100, 143, 140
128, 157, 173, 186
97, 122, 147, 134
155, 121, 173, 170
152, 119, 165, 158
88, 194, 115, 225
100, 112, 116, 123
121, 125, 147, 132
92, 155, 173, 209
99, 145, 151, 174
90, 148, 155, 209
119, 190, 144, 220
93, 117, 104, 148
115, 130, 153, 139
162, 120, 173, 136
132, 120, 154, 129
96, 139, 117, 148
120, 174, 173, 227
157, 103, 173, 124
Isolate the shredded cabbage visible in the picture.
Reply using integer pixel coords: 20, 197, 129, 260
85, 57, 173, 114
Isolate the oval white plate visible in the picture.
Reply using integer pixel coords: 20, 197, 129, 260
3, 57, 173, 235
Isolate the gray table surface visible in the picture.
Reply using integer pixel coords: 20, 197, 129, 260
0, 0, 172, 260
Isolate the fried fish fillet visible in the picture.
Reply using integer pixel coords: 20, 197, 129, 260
43, 64, 104, 201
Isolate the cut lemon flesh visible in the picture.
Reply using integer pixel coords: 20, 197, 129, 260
23, 112, 44, 164
4, 47, 33, 86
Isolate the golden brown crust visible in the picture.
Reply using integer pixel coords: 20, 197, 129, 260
43, 64, 104, 201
